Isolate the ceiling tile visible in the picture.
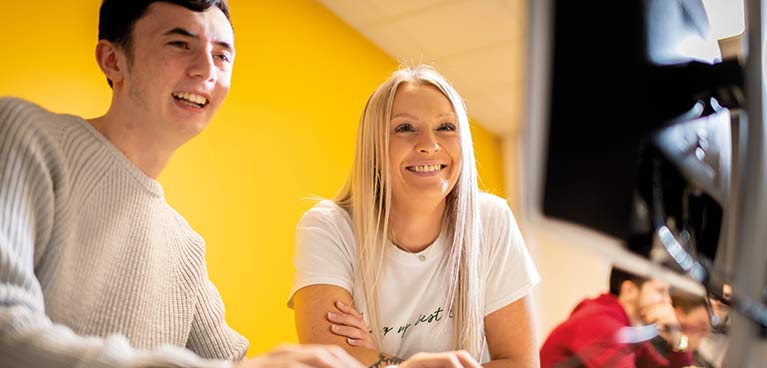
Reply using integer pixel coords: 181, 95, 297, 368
320, 0, 528, 136
363, 0, 521, 60
469, 86, 522, 135
434, 42, 522, 95
365, 0, 459, 23
316, 0, 385, 27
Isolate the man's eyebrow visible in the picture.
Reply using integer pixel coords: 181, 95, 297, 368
163, 27, 197, 38
162, 27, 234, 51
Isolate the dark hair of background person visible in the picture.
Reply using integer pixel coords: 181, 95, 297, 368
609, 267, 649, 296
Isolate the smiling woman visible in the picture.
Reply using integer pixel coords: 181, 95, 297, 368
388, 83, 462, 211
289, 65, 541, 368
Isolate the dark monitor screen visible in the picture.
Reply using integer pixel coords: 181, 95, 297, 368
538, 0, 725, 257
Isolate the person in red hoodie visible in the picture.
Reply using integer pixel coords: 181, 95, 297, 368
540, 267, 695, 368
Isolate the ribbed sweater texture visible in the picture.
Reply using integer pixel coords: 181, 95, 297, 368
0, 98, 248, 367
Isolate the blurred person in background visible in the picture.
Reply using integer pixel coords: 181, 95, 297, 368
650, 289, 716, 367
697, 284, 731, 367
539, 267, 694, 367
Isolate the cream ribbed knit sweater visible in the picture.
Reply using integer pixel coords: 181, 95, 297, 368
0, 98, 248, 367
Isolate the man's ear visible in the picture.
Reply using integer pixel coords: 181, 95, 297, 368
620, 280, 639, 300
95, 40, 126, 86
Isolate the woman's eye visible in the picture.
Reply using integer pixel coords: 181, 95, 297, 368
438, 122, 457, 132
394, 123, 415, 133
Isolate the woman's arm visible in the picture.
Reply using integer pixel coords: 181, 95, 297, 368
482, 295, 539, 368
293, 284, 390, 366
294, 284, 481, 368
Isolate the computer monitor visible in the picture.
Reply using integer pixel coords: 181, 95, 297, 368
527, 0, 727, 258
524, 1, 765, 366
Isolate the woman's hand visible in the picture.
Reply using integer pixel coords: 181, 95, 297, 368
326, 300, 376, 350
400, 351, 482, 368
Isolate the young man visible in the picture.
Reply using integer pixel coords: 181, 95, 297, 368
0, 1, 349, 367
650, 290, 716, 367
0, 1, 481, 367
539, 267, 695, 368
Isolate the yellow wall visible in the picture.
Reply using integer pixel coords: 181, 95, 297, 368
470, 120, 506, 197
0, 0, 505, 356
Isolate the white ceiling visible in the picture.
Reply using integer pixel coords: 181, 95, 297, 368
317, 0, 744, 137
318, 0, 527, 136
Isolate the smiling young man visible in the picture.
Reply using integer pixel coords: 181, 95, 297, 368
0, 1, 363, 368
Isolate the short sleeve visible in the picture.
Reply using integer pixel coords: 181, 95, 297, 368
481, 194, 541, 316
287, 201, 356, 308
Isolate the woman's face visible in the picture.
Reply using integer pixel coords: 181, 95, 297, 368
388, 82, 462, 206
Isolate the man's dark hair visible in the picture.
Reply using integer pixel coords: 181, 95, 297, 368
98, 0, 231, 86
609, 267, 649, 296
670, 289, 707, 313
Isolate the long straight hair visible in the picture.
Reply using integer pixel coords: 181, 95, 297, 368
334, 65, 484, 358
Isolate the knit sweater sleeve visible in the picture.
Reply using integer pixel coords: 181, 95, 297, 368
0, 97, 234, 368
186, 275, 249, 361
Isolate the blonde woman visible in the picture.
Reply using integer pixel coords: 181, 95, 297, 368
289, 65, 540, 368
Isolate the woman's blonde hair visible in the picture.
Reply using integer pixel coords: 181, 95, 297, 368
334, 64, 484, 357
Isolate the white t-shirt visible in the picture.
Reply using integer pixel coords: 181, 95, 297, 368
288, 192, 540, 359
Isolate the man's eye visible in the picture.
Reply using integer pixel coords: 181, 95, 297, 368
214, 53, 231, 62
168, 41, 190, 49
394, 123, 415, 133
438, 123, 457, 131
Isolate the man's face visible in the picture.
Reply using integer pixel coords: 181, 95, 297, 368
116, 2, 234, 140
635, 279, 672, 317
677, 305, 711, 350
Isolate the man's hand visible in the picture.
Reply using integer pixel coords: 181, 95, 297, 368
398, 351, 482, 368
237, 344, 364, 368
641, 303, 685, 348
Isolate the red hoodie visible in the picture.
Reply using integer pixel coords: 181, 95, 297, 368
539, 293, 693, 368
